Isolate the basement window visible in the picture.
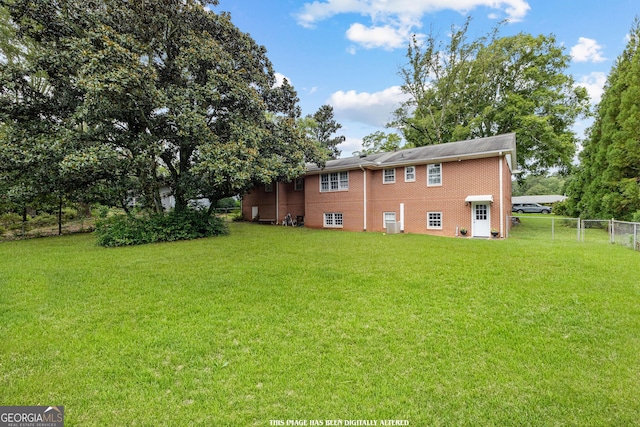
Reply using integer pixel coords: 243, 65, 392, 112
383, 212, 397, 228
427, 212, 442, 229
324, 212, 343, 228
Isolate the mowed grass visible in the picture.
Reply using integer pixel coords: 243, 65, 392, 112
1, 222, 639, 426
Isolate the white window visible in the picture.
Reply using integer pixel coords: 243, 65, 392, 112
320, 171, 348, 192
265, 183, 273, 192
320, 174, 329, 191
383, 168, 395, 184
427, 212, 442, 229
383, 212, 396, 228
405, 166, 415, 182
294, 177, 304, 191
427, 163, 442, 186
324, 212, 343, 228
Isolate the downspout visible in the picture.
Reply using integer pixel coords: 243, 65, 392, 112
499, 153, 504, 237
359, 165, 367, 231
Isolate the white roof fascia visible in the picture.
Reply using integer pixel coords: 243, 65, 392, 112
465, 195, 494, 203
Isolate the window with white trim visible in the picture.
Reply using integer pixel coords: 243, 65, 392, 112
383, 168, 395, 184
405, 166, 415, 182
320, 171, 348, 192
427, 163, 442, 186
427, 212, 442, 229
324, 212, 343, 228
383, 212, 396, 228
294, 177, 304, 191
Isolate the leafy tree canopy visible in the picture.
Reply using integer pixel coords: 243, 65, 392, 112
393, 17, 590, 176
511, 174, 566, 197
0, 0, 326, 214
352, 131, 403, 157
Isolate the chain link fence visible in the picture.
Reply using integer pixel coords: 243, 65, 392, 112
508, 216, 640, 252
611, 220, 640, 251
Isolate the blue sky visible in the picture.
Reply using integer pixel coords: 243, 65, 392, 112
217, 0, 639, 157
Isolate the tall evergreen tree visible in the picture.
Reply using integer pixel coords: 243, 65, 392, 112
568, 19, 640, 221
309, 104, 344, 160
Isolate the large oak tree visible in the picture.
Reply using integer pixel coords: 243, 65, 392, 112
0, 0, 325, 214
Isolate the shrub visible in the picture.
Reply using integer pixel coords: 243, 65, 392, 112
95, 209, 228, 247
552, 200, 571, 217
62, 207, 78, 222
29, 213, 57, 228
216, 197, 240, 209
0, 213, 22, 230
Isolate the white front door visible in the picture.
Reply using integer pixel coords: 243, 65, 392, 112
251, 206, 259, 220
472, 203, 491, 237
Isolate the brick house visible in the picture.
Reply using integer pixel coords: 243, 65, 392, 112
241, 133, 517, 238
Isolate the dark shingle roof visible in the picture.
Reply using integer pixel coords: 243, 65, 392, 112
306, 133, 516, 174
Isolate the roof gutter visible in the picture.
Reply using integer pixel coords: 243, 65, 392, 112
370, 149, 516, 170
359, 164, 367, 231
499, 152, 504, 238
305, 148, 516, 175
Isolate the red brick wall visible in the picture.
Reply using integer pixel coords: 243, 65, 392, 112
241, 181, 305, 223
363, 158, 503, 235
243, 156, 512, 237
277, 181, 305, 222
304, 171, 366, 230
242, 186, 276, 221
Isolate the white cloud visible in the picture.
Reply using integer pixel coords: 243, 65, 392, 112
328, 85, 411, 127
273, 72, 289, 88
340, 135, 369, 156
576, 71, 607, 105
295, 0, 531, 34
345, 23, 409, 50
570, 37, 606, 63
295, 0, 530, 51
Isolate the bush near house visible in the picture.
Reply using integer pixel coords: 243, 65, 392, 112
95, 209, 228, 247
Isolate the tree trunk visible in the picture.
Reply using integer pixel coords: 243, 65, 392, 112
174, 188, 187, 213
21, 206, 27, 237
58, 194, 63, 236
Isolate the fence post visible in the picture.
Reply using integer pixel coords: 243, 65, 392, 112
551, 217, 555, 240
577, 218, 581, 242
610, 218, 613, 244
635, 223, 638, 251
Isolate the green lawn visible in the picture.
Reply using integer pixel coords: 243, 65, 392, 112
1, 223, 639, 426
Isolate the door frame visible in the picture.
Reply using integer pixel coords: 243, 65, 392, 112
472, 202, 491, 237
